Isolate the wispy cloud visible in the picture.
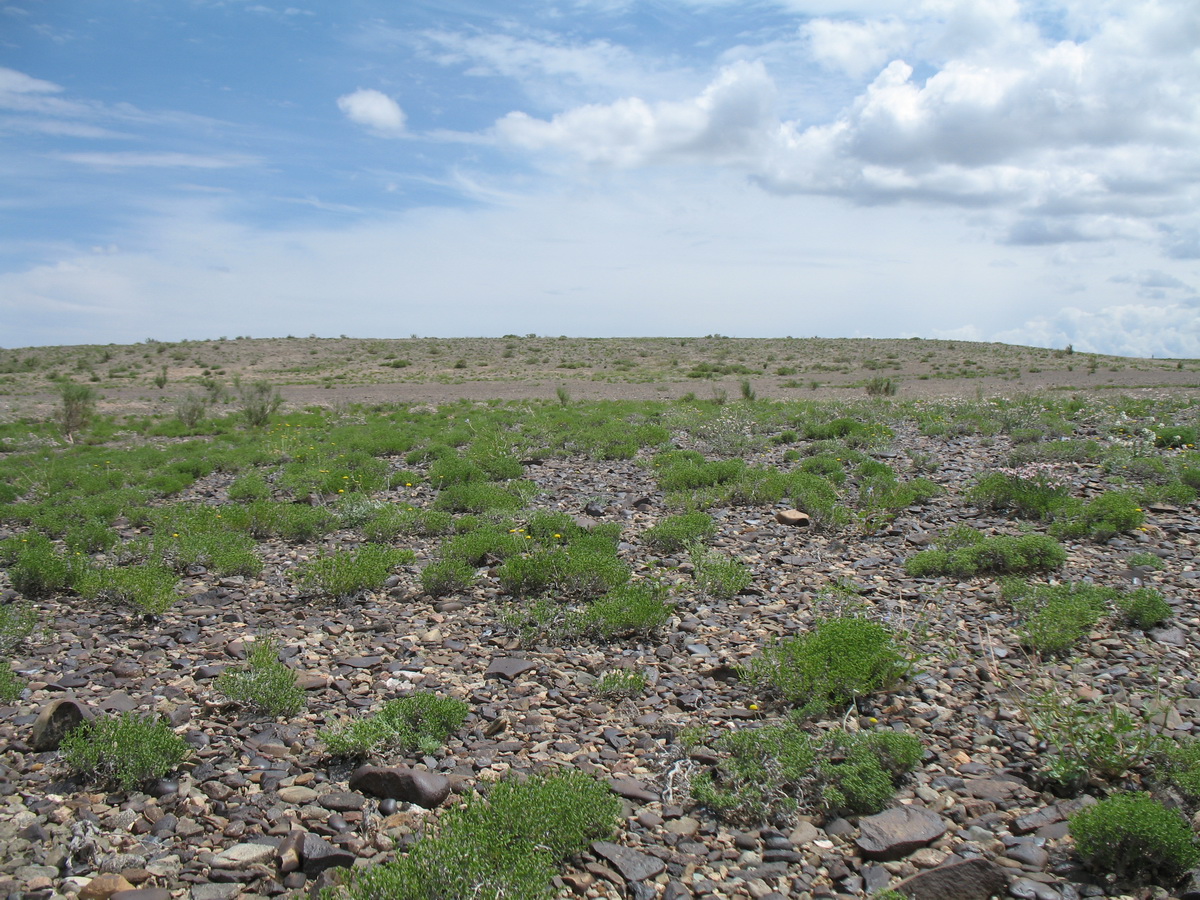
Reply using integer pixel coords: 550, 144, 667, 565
52, 151, 259, 169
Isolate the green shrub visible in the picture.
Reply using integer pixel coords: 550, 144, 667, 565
691, 721, 920, 824
295, 544, 415, 599
420, 559, 477, 597
967, 467, 1070, 520
244, 501, 338, 541
582, 581, 673, 639
1155, 738, 1200, 806
58, 382, 96, 438
8, 534, 78, 599
1022, 691, 1160, 790
593, 669, 647, 698
60, 712, 188, 790
322, 691, 470, 759
789, 473, 852, 529
216, 636, 305, 717
1008, 581, 1115, 655
743, 616, 910, 717
1155, 426, 1198, 449
0, 601, 38, 656
1070, 793, 1199, 883
0, 660, 25, 702
690, 544, 751, 599
1127, 551, 1166, 570
433, 481, 530, 513
1117, 587, 1172, 630
75, 562, 180, 615
443, 527, 527, 566
337, 770, 620, 900
1050, 491, 1145, 542
905, 528, 1066, 578
227, 471, 272, 501
235, 380, 282, 427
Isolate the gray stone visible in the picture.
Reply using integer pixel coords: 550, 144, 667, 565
348, 765, 451, 808
591, 841, 667, 882
485, 657, 537, 680
111, 891, 173, 900
211, 842, 274, 868
318, 791, 366, 811
300, 833, 356, 876
190, 885, 240, 900
856, 806, 947, 860
608, 776, 658, 803
275, 830, 304, 874
892, 858, 1007, 900
30, 697, 93, 751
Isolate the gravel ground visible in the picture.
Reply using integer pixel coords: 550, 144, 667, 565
1, 406, 1199, 900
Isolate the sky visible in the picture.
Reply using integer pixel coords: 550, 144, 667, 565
1, 0, 1198, 357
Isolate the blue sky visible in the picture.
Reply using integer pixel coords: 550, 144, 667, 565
2, 0, 1198, 356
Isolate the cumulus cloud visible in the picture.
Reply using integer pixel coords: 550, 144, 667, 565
493, 0, 1200, 252
496, 60, 776, 166
996, 302, 1200, 357
802, 17, 909, 78
337, 88, 406, 136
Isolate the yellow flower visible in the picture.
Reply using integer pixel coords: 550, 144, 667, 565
748, 703, 759, 711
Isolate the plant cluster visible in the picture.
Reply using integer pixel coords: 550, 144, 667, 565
1021, 690, 1162, 791
60, 711, 189, 790
504, 580, 674, 645
905, 526, 1066, 579
743, 615, 910, 718
690, 719, 921, 824
335, 770, 620, 900
294, 543, 415, 600
216, 636, 306, 718
322, 691, 469, 758
1070, 793, 1199, 884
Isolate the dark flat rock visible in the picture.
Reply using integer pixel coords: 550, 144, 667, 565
591, 841, 666, 883
485, 657, 538, 680
856, 806, 946, 860
892, 858, 1007, 900
348, 765, 451, 808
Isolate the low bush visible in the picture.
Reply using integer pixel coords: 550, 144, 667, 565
593, 669, 647, 698
1070, 793, 1199, 883
1117, 587, 1172, 630
1022, 691, 1160, 791
294, 544, 415, 600
336, 770, 620, 900
60, 712, 188, 790
1155, 426, 1197, 449
322, 691, 469, 759
905, 528, 1066, 578
0, 660, 24, 703
582, 581, 673, 639
690, 721, 921, 824
1155, 738, 1200, 807
216, 636, 305, 718
643, 512, 717, 552
690, 544, 751, 599
1007, 581, 1115, 656
0, 601, 38, 656
75, 562, 180, 615
966, 466, 1070, 521
1050, 491, 1145, 542
420, 559, 477, 597
433, 481, 531, 514
743, 616, 910, 718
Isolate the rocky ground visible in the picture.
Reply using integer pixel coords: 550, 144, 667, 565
2, 409, 1199, 900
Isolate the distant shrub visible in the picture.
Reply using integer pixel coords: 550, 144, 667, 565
905, 528, 1065, 578
295, 544, 415, 600
75, 562, 180, 615
1006, 580, 1115, 655
1051, 491, 1145, 542
420, 558, 477, 597
1117, 587, 1172, 630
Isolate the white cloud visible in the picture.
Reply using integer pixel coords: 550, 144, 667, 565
337, 88, 406, 136
496, 60, 776, 166
0, 66, 61, 95
996, 302, 1200, 357
802, 17, 909, 78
